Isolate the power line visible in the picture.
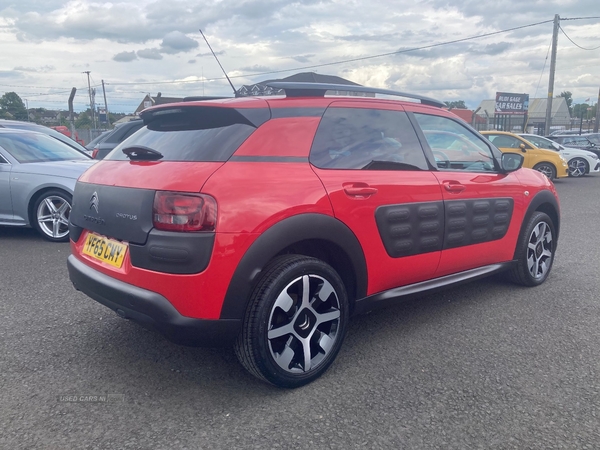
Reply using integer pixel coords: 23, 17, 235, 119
107, 18, 555, 87
558, 25, 600, 50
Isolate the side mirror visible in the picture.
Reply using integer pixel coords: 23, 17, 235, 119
501, 152, 524, 172
519, 143, 527, 152
551, 142, 561, 150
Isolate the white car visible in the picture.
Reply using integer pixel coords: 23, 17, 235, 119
519, 133, 600, 178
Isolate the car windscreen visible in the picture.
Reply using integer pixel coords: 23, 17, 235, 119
0, 132, 90, 163
106, 107, 262, 162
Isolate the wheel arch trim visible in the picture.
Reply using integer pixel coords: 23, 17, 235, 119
515, 189, 560, 258
220, 213, 368, 320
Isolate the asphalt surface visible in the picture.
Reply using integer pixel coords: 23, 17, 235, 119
2, 174, 600, 449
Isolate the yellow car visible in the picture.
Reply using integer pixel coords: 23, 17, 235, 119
481, 131, 568, 179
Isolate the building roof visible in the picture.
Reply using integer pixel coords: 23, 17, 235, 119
448, 108, 486, 125
135, 93, 184, 114
236, 72, 362, 97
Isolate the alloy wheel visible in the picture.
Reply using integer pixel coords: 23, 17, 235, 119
36, 195, 71, 240
526, 221, 553, 280
267, 274, 341, 374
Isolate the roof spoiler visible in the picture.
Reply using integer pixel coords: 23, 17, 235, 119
264, 82, 445, 108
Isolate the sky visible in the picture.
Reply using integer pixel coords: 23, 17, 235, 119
0, 0, 599, 114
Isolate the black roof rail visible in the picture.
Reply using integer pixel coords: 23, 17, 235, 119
264, 82, 445, 108
183, 96, 231, 102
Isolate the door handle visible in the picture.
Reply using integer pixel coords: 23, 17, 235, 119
343, 183, 378, 197
443, 181, 465, 193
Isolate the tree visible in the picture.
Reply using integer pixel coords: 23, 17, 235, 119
0, 92, 28, 120
573, 103, 595, 120
559, 91, 573, 116
75, 111, 92, 128
444, 100, 467, 109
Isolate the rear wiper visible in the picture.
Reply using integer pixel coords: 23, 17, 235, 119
122, 146, 163, 160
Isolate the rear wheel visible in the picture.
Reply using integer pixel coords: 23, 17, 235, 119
532, 162, 557, 180
32, 190, 72, 242
567, 157, 588, 177
234, 255, 349, 388
509, 211, 556, 287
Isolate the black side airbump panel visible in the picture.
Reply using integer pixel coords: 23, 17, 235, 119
375, 201, 444, 258
443, 198, 513, 249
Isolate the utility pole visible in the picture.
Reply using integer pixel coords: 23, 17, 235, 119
25, 99, 30, 121
544, 14, 560, 134
102, 80, 111, 127
83, 71, 96, 130
68, 87, 77, 138
594, 87, 600, 133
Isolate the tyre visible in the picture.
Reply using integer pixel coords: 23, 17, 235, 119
32, 190, 72, 242
567, 157, 588, 177
234, 255, 349, 388
508, 211, 556, 287
532, 162, 557, 180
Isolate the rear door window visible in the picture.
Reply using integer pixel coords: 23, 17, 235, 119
309, 107, 428, 170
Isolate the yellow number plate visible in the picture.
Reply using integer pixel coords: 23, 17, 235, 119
82, 233, 128, 268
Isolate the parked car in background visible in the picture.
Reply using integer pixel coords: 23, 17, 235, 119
581, 133, 600, 145
519, 133, 600, 178
481, 131, 568, 180
85, 130, 111, 151
0, 119, 92, 156
51, 126, 85, 146
548, 135, 599, 158
548, 129, 581, 136
88, 119, 144, 159
0, 129, 95, 242
68, 82, 560, 388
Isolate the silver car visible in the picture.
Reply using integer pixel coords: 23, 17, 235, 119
0, 129, 95, 242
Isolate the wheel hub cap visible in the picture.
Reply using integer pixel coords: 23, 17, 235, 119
294, 309, 317, 338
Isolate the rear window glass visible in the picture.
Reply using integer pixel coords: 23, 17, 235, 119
106, 108, 258, 162
310, 107, 428, 170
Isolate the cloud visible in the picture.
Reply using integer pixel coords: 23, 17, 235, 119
159, 31, 199, 54
289, 54, 315, 63
238, 64, 273, 72
14, 65, 55, 72
137, 48, 163, 60
113, 51, 138, 62
196, 50, 226, 57
188, 59, 197, 64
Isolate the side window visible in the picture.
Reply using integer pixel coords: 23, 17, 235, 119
414, 114, 496, 172
310, 107, 428, 170
485, 134, 522, 149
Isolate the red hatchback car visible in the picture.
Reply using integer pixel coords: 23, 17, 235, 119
68, 82, 560, 387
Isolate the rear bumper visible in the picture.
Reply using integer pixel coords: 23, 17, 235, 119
67, 255, 240, 346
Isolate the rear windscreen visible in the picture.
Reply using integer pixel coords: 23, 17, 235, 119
106, 107, 264, 162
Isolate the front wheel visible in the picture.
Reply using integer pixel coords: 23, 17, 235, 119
567, 157, 588, 177
508, 212, 556, 287
532, 162, 557, 180
533, 162, 556, 180
234, 255, 349, 388
32, 190, 72, 242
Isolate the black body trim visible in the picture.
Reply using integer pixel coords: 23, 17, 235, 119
516, 190, 561, 252
220, 214, 367, 320
375, 201, 444, 257
129, 230, 215, 274
354, 262, 516, 315
375, 198, 514, 258
68, 255, 240, 346
229, 156, 308, 163
270, 107, 326, 118
443, 198, 514, 249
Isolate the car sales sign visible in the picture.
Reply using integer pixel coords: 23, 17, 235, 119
495, 92, 529, 115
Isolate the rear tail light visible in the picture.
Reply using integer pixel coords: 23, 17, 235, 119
91, 147, 99, 159
153, 191, 217, 232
